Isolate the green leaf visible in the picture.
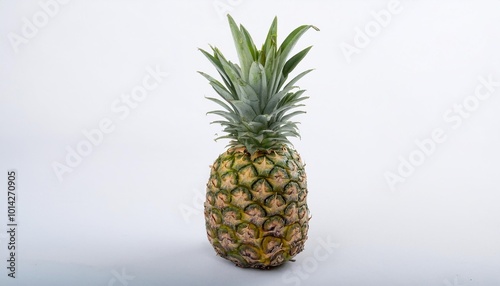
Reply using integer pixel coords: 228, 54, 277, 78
264, 47, 279, 94
198, 71, 237, 101
253, 114, 270, 125
270, 104, 306, 118
282, 46, 312, 79
278, 90, 307, 107
199, 48, 231, 87
214, 134, 235, 141
216, 51, 245, 100
278, 25, 319, 64
276, 25, 318, 91
236, 79, 259, 104
240, 25, 258, 62
210, 81, 238, 102
203, 46, 237, 94
259, 65, 269, 111
207, 110, 239, 122
284, 69, 313, 89
263, 85, 298, 114
262, 16, 278, 59
281, 130, 301, 139
231, 100, 257, 120
197, 71, 221, 85
280, 110, 306, 122
227, 14, 253, 80
210, 120, 237, 127
205, 97, 234, 113
248, 61, 263, 95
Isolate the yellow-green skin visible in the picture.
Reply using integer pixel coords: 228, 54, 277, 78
204, 145, 309, 269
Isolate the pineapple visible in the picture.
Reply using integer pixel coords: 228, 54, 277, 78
199, 15, 318, 269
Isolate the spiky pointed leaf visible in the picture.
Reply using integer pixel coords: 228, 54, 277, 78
282, 46, 313, 79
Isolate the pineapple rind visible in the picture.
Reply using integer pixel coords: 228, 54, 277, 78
204, 146, 309, 269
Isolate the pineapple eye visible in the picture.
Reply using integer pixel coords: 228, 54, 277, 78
220, 172, 237, 190
214, 191, 230, 208
283, 181, 300, 201
270, 251, 285, 266
238, 245, 261, 263
236, 222, 259, 241
263, 194, 287, 216
217, 226, 238, 251
285, 224, 302, 242
205, 192, 215, 206
268, 166, 290, 190
263, 215, 285, 236
262, 236, 282, 254
289, 241, 303, 256
244, 203, 266, 218
264, 194, 285, 208
298, 188, 308, 203
206, 209, 222, 228
298, 205, 308, 220
222, 206, 242, 227
251, 178, 273, 194
284, 202, 299, 224
230, 187, 252, 208
237, 164, 258, 187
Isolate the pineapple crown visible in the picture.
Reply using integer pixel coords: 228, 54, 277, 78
199, 15, 318, 154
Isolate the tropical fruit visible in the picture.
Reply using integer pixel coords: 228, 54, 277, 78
199, 15, 317, 269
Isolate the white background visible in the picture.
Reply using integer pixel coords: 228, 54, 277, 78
1, 0, 500, 285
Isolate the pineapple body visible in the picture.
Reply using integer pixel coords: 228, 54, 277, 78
205, 146, 309, 269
